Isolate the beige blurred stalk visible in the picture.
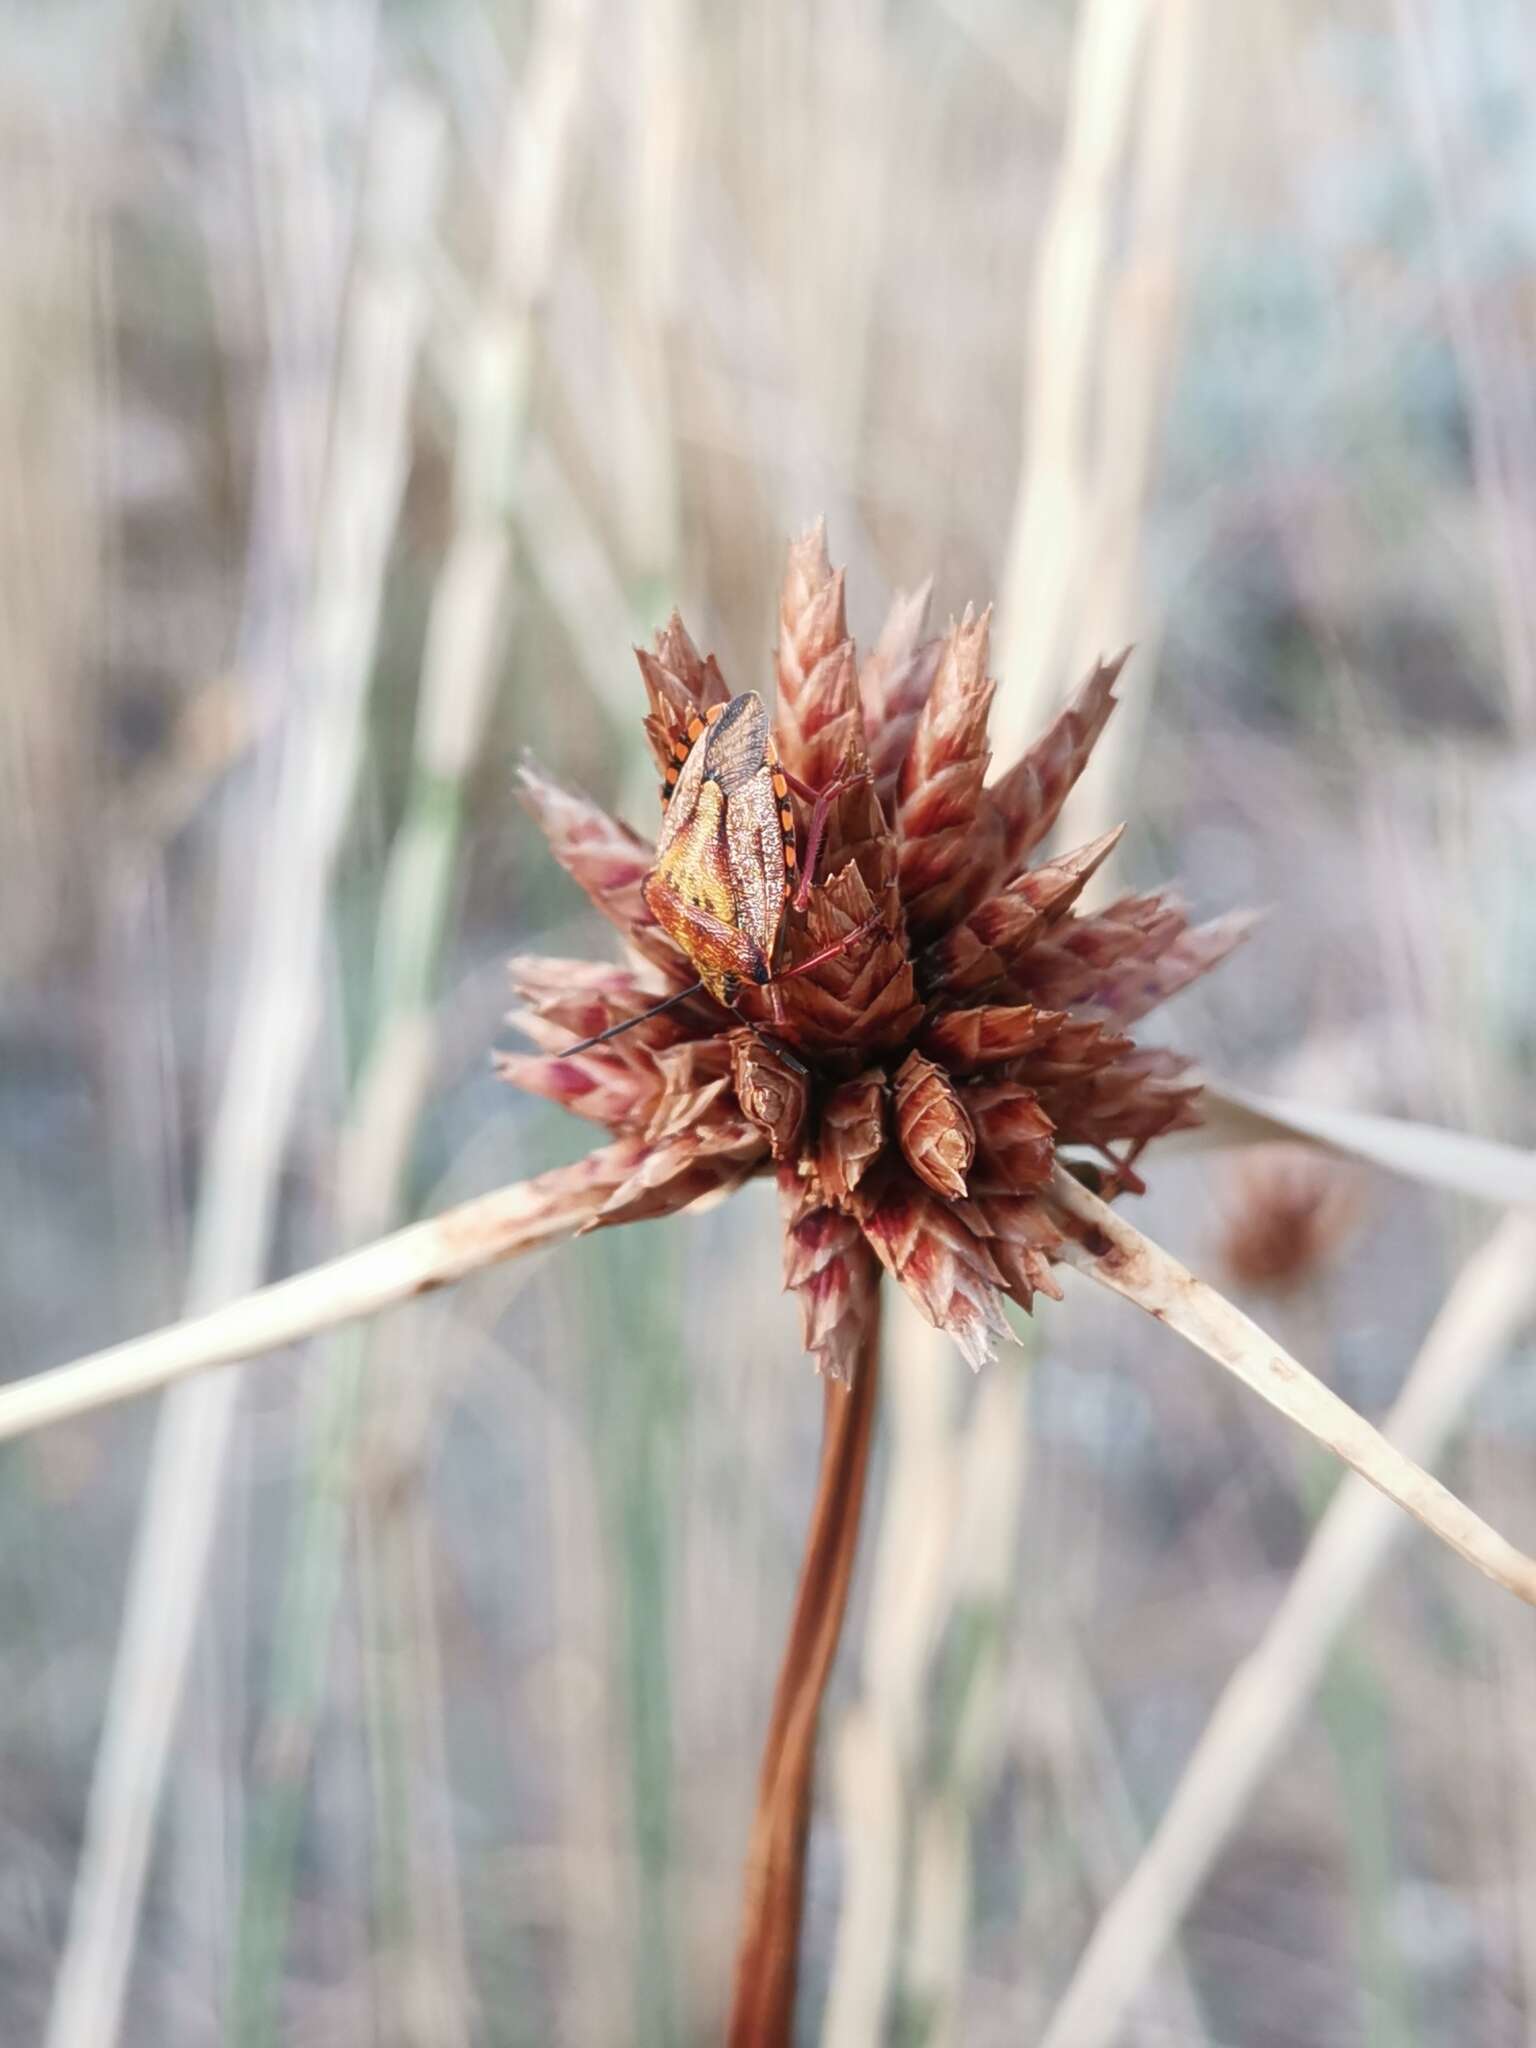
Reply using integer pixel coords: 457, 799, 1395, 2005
1040, 1206, 1536, 2048
993, 0, 1201, 864
995, 0, 1156, 763
823, 1305, 1040, 2048
44, 84, 446, 2048
340, 10, 594, 2030
822, 1300, 958, 2048
0, 1159, 625, 1448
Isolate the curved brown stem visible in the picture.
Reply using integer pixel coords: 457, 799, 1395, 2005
727, 1309, 882, 2046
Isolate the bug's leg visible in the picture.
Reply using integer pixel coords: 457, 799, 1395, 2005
771, 913, 882, 984
729, 1014, 808, 1076
789, 767, 871, 911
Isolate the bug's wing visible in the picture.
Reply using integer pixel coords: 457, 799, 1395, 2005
702, 693, 771, 794
725, 762, 788, 968
654, 729, 711, 860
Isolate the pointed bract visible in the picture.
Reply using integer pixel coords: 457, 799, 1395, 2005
516, 759, 694, 983
637, 611, 734, 784
850, 1162, 1016, 1370
817, 1071, 888, 1205
982, 650, 1126, 884
779, 1170, 883, 1383
861, 581, 940, 812
895, 607, 999, 940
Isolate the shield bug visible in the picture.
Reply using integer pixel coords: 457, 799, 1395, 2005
557, 691, 879, 1055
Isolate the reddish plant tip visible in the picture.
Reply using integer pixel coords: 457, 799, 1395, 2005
503, 525, 1248, 1377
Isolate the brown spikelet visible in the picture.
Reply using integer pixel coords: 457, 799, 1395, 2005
922, 1002, 1071, 1071
644, 1080, 733, 1147
1041, 1047, 1202, 1152
637, 611, 734, 783
982, 650, 1126, 883
860, 581, 940, 811
1093, 910, 1261, 1027
967, 1080, 1056, 1192
849, 1161, 1015, 1370
957, 1191, 1064, 1311
586, 1116, 767, 1230
516, 759, 691, 982
645, 1036, 735, 1100
755, 861, 920, 1057
921, 826, 1125, 1000
493, 1046, 658, 1132
1003, 1016, 1136, 1092
925, 823, 1130, 999
817, 1071, 888, 1205
893, 1051, 974, 1199
507, 956, 703, 1050
1012, 893, 1190, 1016
779, 1169, 882, 1382
894, 606, 999, 941
732, 1032, 810, 1160
775, 521, 861, 790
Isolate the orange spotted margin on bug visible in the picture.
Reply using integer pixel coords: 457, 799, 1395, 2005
556, 691, 877, 1059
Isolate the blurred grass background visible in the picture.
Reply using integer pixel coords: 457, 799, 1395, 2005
2, 1, 1535, 2043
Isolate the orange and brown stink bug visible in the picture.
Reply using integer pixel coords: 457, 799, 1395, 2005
559, 692, 878, 1055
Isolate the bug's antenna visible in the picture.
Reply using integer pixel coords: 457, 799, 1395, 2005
554, 980, 705, 1057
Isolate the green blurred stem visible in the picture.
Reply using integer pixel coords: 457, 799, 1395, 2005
229, 764, 473, 2044
1320, 1644, 1418, 2048
589, 1228, 685, 2048
232, 507, 499, 2048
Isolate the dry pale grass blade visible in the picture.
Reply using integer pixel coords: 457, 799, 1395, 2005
1179, 1080, 1536, 1205
993, 0, 1153, 761
1052, 0, 1201, 854
1039, 1208, 1536, 2048
0, 132, 99, 992
821, 1706, 905, 2048
901, 1351, 1032, 2040
1047, 1166, 1536, 1606
0, 1154, 633, 1447
1394, 0, 1536, 738
232, 21, 596, 2013
613, 0, 685, 580
44, 85, 446, 2048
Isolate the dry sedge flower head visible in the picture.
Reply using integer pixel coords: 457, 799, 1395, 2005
501, 525, 1253, 1380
